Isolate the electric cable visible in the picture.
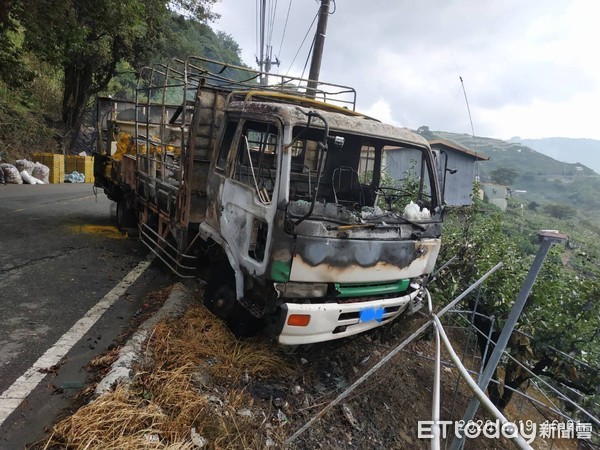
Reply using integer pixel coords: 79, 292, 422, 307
268, 0, 277, 50
286, 11, 318, 75
276, 0, 293, 59
300, 34, 316, 79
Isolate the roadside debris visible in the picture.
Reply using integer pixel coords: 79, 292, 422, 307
21, 169, 44, 184
1, 160, 50, 184
190, 427, 207, 448
64, 171, 85, 183
341, 403, 361, 431
1, 163, 22, 184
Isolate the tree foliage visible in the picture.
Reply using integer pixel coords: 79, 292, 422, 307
0, 0, 32, 87
430, 187, 600, 416
1, 0, 220, 150
543, 203, 576, 220
489, 167, 519, 185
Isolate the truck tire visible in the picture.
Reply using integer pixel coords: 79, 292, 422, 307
204, 284, 236, 320
204, 276, 263, 337
116, 198, 135, 230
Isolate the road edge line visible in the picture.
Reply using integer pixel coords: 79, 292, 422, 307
0, 257, 153, 427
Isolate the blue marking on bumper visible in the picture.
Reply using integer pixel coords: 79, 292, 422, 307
359, 306, 385, 323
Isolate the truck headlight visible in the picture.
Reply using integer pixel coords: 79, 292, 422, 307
274, 282, 328, 298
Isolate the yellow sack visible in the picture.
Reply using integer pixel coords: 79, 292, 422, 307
112, 132, 135, 161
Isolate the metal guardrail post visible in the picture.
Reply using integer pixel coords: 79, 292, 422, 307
450, 230, 567, 450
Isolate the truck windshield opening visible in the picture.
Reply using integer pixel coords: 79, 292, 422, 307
287, 126, 437, 225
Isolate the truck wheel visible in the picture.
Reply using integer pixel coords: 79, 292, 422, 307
116, 199, 135, 230
204, 280, 263, 337
204, 284, 236, 320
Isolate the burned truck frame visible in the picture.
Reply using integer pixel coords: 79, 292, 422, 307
94, 57, 443, 345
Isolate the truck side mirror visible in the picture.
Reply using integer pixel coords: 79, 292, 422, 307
331, 136, 345, 147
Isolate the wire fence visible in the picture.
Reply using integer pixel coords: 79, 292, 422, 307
285, 255, 599, 449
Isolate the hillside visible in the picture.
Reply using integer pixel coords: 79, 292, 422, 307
424, 130, 600, 220
0, 6, 247, 162
509, 137, 600, 175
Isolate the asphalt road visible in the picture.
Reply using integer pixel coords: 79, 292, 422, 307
0, 183, 175, 447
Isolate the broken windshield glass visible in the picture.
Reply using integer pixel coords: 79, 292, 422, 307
286, 127, 437, 226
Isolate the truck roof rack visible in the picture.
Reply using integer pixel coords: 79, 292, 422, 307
136, 56, 357, 111
226, 90, 366, 117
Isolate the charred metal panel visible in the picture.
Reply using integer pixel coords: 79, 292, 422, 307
228, 102, 430, 149
289, 237, 440, 283
265, 210, 295, 282
219, 178, 279, 280
121, 154, 137, 190
287, 201, 442, 239
204, 167, 224, 231
186, 88, 228, 224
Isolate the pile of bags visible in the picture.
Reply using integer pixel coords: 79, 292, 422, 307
0, 159, 50, 185
64, 171, 85, 183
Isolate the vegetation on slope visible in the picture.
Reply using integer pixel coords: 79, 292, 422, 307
418, 127, 600, 222
0, 0, 243, 161
430, 189, 599, 419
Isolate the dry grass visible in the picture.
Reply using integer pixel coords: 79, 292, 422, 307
44, 303, 295, 449
150, 305, 294, 383
87, 348, 121, 370
49, 386, 174, 449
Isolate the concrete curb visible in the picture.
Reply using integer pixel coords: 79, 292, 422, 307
95, 282, 193, 395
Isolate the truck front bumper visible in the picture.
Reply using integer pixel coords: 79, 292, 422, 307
277, 290, 420, 345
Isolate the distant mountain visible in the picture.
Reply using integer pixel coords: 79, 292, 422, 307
420, 129, 600, 220
508, 137, 600, 175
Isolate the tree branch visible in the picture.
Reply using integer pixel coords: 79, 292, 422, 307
537, 371, 596, 395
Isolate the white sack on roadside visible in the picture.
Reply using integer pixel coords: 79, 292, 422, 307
32, 162, 50, 184
21, 170, 43, 184
16, 159, 34, 175
1, 163, 23, 184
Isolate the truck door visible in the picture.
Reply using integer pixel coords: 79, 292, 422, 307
211, 117, 282, 284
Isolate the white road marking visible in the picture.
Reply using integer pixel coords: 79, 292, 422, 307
0, 257, 153, 427
11, 195, 96, 213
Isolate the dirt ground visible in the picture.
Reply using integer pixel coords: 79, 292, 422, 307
34, 284, 581, 449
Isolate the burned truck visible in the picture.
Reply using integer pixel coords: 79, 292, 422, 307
94, 57, 442, 345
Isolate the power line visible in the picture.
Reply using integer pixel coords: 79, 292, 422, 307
267, 0, 278, 63
286, 11, 318, 75
300, 34, 316, 79
276, 0, 293, 59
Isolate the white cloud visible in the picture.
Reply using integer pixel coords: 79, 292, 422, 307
211, 0, 600, 140
360, 99, 398, 126
479, 91, 600, 140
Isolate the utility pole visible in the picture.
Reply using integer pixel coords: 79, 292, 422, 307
256, 0, 280, 85
307, 0, 330, 98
